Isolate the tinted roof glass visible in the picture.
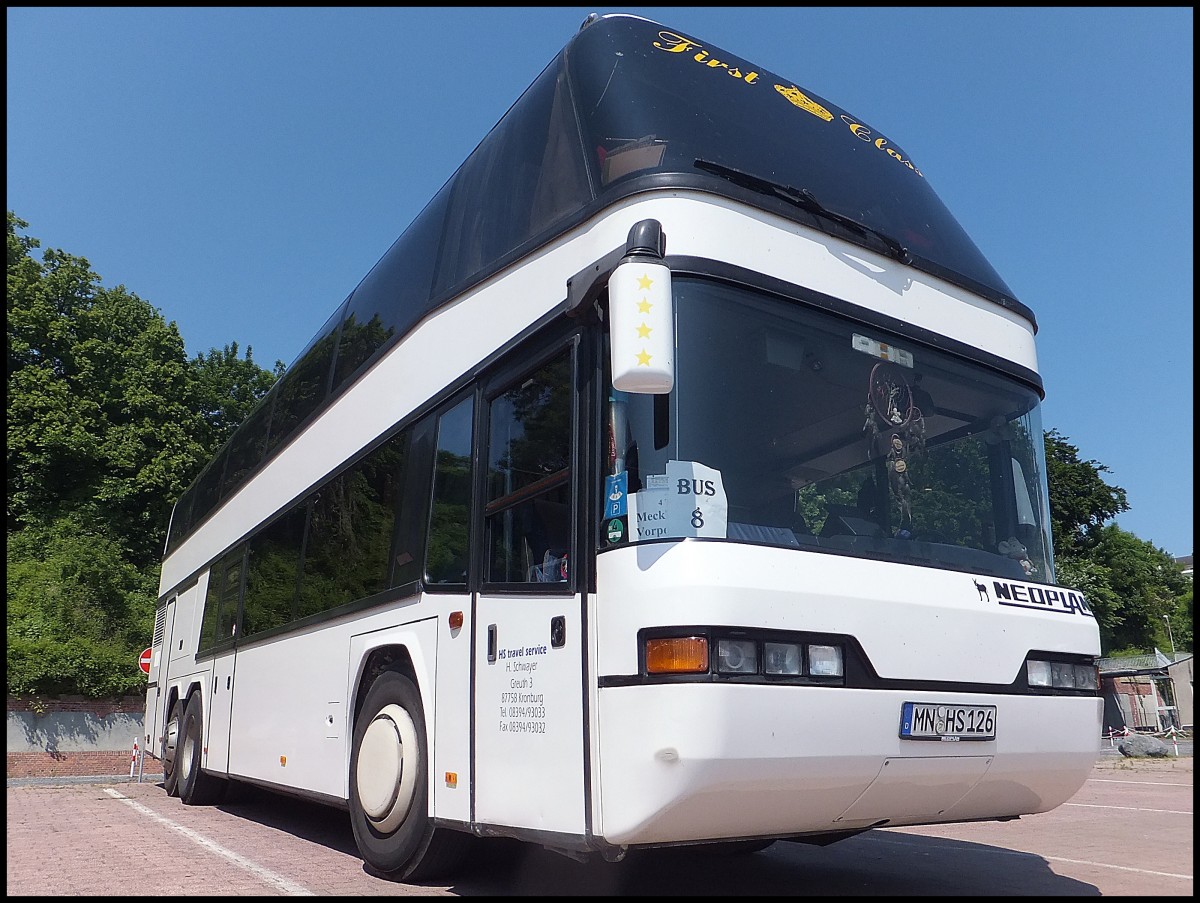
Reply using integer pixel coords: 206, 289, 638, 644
568, 15, 1017, 308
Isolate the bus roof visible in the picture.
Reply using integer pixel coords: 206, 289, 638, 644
322, 13, 1027, 390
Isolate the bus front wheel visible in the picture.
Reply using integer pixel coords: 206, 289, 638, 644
349, 670, 472, 881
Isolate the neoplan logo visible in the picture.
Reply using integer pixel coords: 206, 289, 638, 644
977, 577, 1093, 617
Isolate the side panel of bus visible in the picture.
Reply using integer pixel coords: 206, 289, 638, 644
472, 592, 586, 833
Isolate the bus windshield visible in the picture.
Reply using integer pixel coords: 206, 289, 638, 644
604, 277, 1054, 583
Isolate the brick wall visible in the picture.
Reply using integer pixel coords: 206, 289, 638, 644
7, 695, 145, 715
7, 750, 145, 779
7, 695, 158, 779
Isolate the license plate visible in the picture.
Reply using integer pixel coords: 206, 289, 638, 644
899, 702, 996, 741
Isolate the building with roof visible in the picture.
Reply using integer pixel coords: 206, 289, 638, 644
1098, 648, 1193, 733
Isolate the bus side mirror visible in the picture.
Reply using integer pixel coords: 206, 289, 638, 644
609, 220, 674, 394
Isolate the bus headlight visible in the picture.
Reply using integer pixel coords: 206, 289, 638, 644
807, 644, 843, 677
1074, 664, 1099, 691
716, 639, 758, 674
1026, 658, 1098, 692
1027, 660, 1053, 687
1051, 662, 1075, 689
764, 642, 803, 675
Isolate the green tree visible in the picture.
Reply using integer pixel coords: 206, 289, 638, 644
191, 341, 283, 451
1044, 428, 1129, 557
7, 515, 157, 697
1045, 429, 1189, 654
1083, 525, 1190, 653
1164, 580, 1192, 654
7, 212, 279, 697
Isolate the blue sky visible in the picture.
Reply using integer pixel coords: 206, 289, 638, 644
7, 7, 1193, 559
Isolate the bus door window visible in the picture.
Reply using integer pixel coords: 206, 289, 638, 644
483, 351, 573, 585
390, 421, 433, 590
199, 545, 245, 652
425, 396, 475, 587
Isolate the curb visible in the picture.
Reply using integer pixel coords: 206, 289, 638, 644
7, 772, 165, 788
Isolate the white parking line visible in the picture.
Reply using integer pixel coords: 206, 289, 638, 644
869, 833, 1193, 881
104, 788, 315, 895
1038, 857, 1191, 882
1065, 802, 1192, 815
1088, 778, 1192, 787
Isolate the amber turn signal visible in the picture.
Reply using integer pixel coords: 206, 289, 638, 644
645, 636, 709, 674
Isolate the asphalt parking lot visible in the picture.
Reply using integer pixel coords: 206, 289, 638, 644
7, 755, 1192, 896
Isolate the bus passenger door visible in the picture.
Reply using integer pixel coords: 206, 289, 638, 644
201, 548, 244, 777
472, 343, 587, 837
206, 650, 236, 775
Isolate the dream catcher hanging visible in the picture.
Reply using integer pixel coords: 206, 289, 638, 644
863, 361, 926, 534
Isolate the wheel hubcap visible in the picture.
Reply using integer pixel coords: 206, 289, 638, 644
164, 713, 179, 774
356, 704, 419, 834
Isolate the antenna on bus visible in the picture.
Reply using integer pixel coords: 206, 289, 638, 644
609, 219, 674, 394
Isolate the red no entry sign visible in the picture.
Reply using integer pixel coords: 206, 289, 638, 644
138, 647, 153, 674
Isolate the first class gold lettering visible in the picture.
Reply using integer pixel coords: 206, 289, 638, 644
651, 31, 923, 178
652, 32, 760, 82
840, 115, 923, 176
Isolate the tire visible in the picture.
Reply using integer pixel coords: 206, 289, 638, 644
162, 699, 182, 797
177, 693, 226, 806
349, 671, 473, 881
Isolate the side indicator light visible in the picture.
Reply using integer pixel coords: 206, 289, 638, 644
646, 637, 709, 674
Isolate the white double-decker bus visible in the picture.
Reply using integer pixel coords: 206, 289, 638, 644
143, 13, 1102, 880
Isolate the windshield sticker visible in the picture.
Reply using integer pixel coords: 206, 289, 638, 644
853, 334, 913, 368
975, 577, 1094, 617
605, 472, 628, 518
650, 31, 922, 178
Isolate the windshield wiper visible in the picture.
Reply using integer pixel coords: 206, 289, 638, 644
694, 158, 912, 265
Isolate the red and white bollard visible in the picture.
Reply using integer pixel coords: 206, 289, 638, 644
130, 739, 139, 778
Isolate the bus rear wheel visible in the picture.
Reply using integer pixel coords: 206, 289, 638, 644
349, 671, 472, 881
177, 693, 226, 805
162, 699, 182, 797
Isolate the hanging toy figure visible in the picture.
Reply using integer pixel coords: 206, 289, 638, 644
863, 361, 925, 537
